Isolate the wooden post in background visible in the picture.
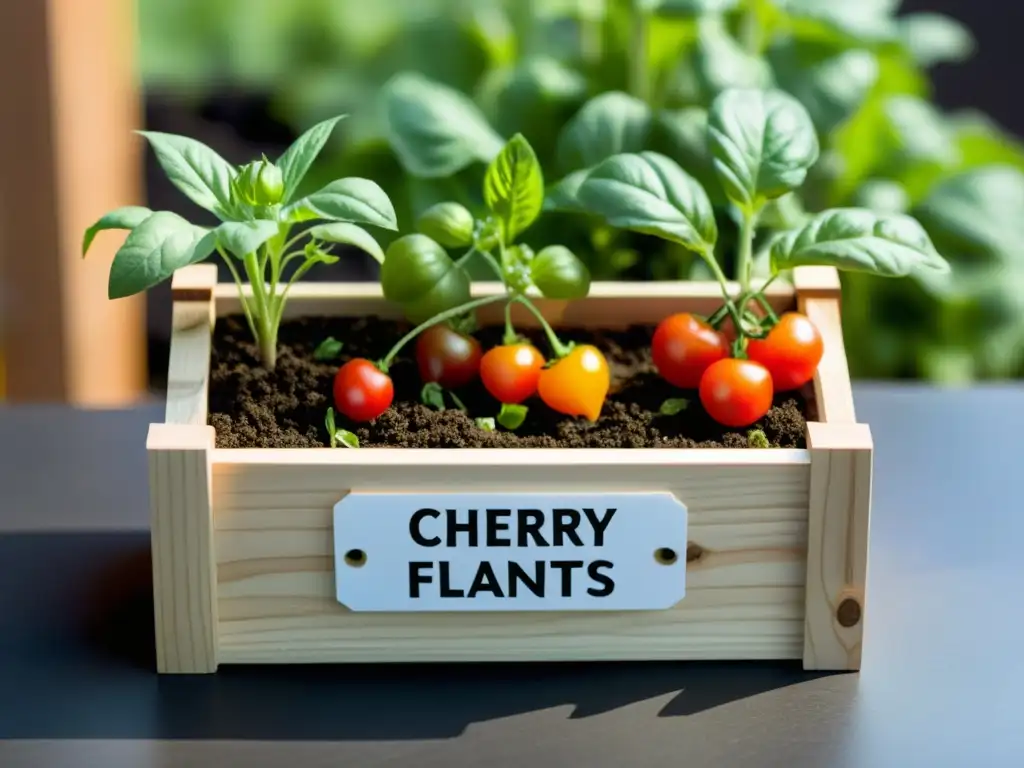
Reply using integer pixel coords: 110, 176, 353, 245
0, 0, 147, 405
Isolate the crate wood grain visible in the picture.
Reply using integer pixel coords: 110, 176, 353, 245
149, 265, 871, 672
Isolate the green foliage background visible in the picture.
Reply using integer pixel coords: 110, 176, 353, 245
138, 0, 1024, 383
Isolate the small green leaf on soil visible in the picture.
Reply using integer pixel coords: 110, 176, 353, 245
475, 417, 496, 432
421, 382, 447, 410
497, 403, 528, 430
314, 337, 344, 361
660, 398, 690, 416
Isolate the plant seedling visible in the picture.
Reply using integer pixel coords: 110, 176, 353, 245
313, 336, 344, 361
324, 407, 359, 448
567, 87, 950, 427
83, 116, 398, 370
333, 133, 611, 426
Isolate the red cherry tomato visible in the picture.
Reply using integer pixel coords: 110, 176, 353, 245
415, 324, 482, 388
480, 344, 545, 404
746, 312, 824, 391
333, 358, 394, 422
699, 358, 773, 428
652, 313, 729, 389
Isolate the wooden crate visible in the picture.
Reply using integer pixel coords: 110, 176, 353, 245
148, 264, 872, 674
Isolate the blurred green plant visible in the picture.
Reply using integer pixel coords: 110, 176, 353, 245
139, 0, 1024, 382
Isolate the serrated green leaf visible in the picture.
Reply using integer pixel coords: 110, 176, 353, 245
574, 152, 718, 254
137, 131, 237, 218
381, 234, 472, 324
484, 134, 544, 241
275, 115, 345, 203
707, 88, 820, 210
770, 208, 949, 277
82, 206, 153, 256
556, 92, 653, 174
309, 223, 385, 264
215, 220, 280, 257
283, 178, 397, 230
108, 212, 211, 299
897, 13, 975, 68
382, 71, 504, 178
497, 403, 528, 430
530, 245, 591, 299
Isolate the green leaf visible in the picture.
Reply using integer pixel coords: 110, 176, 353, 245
574, 151, 718, 254
314, 337, 344, 361
421, 382, 447, 411
309, 223, 385, 264
335, 430, 360, 449
497, 403, 528, 431
556, 92, 653, 174
914, 166, 1024, 263
660, 0, 739, 11
137, 131, 237, 218
275, 115, 345, 204
530, 245, 591, 299
483, 134, 544, 241
897, 13, 975, 68
650, 108, 725, 205
82, 206, 153, 256
784, 0, 898, 44
475, 417, 496, 432
382, 71, 504, 178
214, 220, 280, 257
770, 208, 950, 278
543, 169, 591, 213
659, 398, 689, 415
108, 212, 211, 299
691, 16, 773, 103
380, 234, 472, 324
707, 88, 820, 210
284, 178, 397, 230
882, 96, 960, 169
416, 202, 475, 248
853, 180, 910, 214
769, 41, 879, 135
325, 408, 337, 447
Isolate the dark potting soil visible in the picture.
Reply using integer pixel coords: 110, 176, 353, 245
208, 316, 809, 449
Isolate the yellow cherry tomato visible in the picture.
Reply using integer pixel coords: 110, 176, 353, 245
537, 345, 610, 422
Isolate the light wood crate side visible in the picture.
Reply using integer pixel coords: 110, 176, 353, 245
148, 423, 219, 673
803, 422, 873, 671
166, 265, 217, 426
209, 453, 811, 663
212, 280, 797, 327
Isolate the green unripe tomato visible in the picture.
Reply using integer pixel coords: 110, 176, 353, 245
530, 245, 591, 299
417, 202, 475, 248
234, 159, 284, 206
381, 234, 472, 324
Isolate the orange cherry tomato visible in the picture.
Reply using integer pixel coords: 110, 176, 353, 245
699, 358, 773, 428
746, 312, 824, 391
651, 313, 729, 389
538, 345, 610, 422
480, 344, 545, 404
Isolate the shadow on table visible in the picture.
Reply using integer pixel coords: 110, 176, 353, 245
0, 533, 836, 740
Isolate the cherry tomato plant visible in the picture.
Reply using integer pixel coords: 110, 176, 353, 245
82, 115, 397, 370
568, 87, 951, 428
333, 133, 611, 428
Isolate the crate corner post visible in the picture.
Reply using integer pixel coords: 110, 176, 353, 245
147, 422, 219, 674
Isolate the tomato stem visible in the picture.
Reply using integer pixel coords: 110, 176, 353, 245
503, 300, 518, 345
513, 295, 572, 358
378, 294, 506, 372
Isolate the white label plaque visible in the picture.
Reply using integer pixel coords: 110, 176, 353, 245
333, 492, 688, 613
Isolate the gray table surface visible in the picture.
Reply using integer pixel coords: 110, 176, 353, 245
1, 383, 1022, 768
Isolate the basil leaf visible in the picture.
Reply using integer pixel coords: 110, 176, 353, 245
707, 88, 820, 210
497, 403, 528, 431
543, 169, 591, 213
785, 0, 898, 44
314, 338, 343, 361
108, 212, 211, 299
137, 131, 237, 218
770, 208, 949, 277
335, 430, 360, 449
530, 245, 591, 299
914, 166, 1024, 262
380, 234, 472, 324
214, 220, 280, 257
556, 92, 652, 174
483, 134, 545, 241
275, 115, 345, 203
883, 96, 959, 167
382, 72, 504, 178
82, 206, 153, 256
421, 382, 447, 411
574, 151, 718, 254
768, 42, 879, 135
692, 17, 773, 102
283, 178, 397, 231
309, 223, 385, 264
898, 13, 975, 68
651, 108, 725, 205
